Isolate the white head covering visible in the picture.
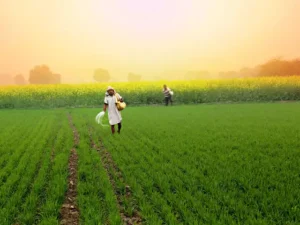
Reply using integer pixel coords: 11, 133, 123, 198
107, 86, 114, 91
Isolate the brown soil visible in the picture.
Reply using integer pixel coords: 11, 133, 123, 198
89, 129, 142, 225
59, 114, 80, 225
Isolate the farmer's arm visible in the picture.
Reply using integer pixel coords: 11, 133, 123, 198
117, 93, 124, 102
103, 96, 108, 112
103, 104, 108, 112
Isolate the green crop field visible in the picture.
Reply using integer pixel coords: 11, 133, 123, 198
0, 103, 299, 224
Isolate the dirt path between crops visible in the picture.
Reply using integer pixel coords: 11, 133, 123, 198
89, 129, 142, 225
59, 114, 79, 225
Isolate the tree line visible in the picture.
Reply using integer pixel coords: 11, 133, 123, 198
0, 66, 143, 85
219, 58, 300, 79
1, 58, 300, 85
0, 65, 61, 86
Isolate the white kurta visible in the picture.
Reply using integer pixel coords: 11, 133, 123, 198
104, 93, 122, 125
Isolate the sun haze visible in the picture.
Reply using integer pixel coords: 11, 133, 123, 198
1, 0, 300, 82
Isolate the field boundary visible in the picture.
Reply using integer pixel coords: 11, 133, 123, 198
0, 100, 299, 110
88, 128, 142, 225
59, 114, 79, 225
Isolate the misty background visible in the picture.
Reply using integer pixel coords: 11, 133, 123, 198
1, 0, 300, 85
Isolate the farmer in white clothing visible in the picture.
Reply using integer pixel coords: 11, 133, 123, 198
103, 86, 123, 134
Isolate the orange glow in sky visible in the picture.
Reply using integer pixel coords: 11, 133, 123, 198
1, 0, 300, 82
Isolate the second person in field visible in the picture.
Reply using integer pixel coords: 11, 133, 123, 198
163, 84, 173, 106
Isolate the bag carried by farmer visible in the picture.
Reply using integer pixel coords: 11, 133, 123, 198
115, 93, 126, 111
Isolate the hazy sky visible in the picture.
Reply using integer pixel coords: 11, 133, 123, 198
1, 0, 300, 82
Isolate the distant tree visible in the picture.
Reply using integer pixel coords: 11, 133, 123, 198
258, 58, 300, 77
29, 65, 61, 84
128, 73, 142, 82
93, 68, 110, 82
14, 74, 26, 85
219, 58, 300, 79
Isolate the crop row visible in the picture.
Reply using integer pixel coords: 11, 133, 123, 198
0, 110, 73, 225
